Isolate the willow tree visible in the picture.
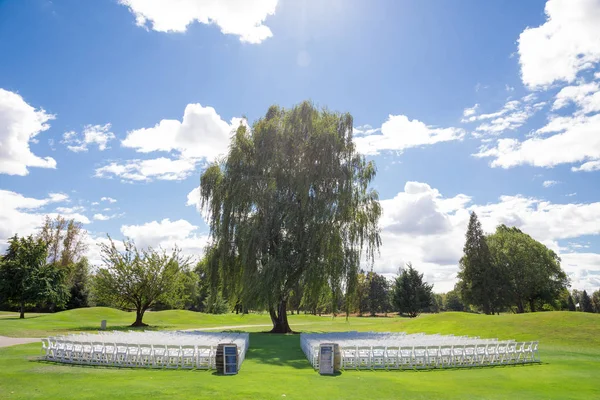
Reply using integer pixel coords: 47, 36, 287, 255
199, 102, 381, 333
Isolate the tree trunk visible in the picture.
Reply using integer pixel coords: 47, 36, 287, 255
529, 299, 536, 313
131, 308, 148, 327
269, 299, 292, 333
516, 300, 525, 314
19, 301, 25, 319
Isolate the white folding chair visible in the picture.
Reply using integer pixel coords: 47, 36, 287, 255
342, 347, 357, 370
385, 346, 399, 370
372, 346, 386, 369
152, 345, 167, 368
166, 345, 181, 369
413, 346, 427, 369
439, 345, 453, 368
91, 342, 106, 365
181, 345, 196, 369
138, 344, 153, 368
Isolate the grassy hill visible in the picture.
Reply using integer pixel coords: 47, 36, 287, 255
0, 308, 598, 399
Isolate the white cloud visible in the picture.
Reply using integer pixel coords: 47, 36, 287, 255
121, 103, 245, 161
374, 181, 600, 292
0, 88, 57, 175
95, 157, 198, 182
552, 81, 600, 115
353, 124, 380, 136
93, 213, 123, 221
474, 113, 600, 169
462, 104, 479, 118
55, 206, 86, 214
572, 160, 600, 172
566, 192, 577, 197
0, 190, 90, 248
186, 186, 202, 212
543, 180, 560, 187
118, 0, 278, 44
560, 253, 600, 292
120, 218, 209, 259
62, 124, 115, 152
462, 97, 543, 136
101, 197, 117, 203
518, 0, 600, 89
353, 115, 465, 155
462, 100, 520, 123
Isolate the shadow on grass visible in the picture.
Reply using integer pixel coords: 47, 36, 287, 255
0, 315, 44, 321
31, 359, 215, 373
246, 333, 312, 370
71, 325, 172, 332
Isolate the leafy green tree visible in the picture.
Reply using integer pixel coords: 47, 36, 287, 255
37, 215, 89, 311
392, 263, 433, 318
457, 212, 504, 314
591, 290, 600, 313
198, 102, 381, 332
65, 258, 90, 309
0, 235, 69, 318
354, 271, 370, 315
430, 293, 443, 313
486, 225, 569, 313
38, 215, 88, 268
92, 237, 191, 326
367, 272, 391, 316
444, 289, 465, 311
203, 290, 229, 314
581, 290, 593, 313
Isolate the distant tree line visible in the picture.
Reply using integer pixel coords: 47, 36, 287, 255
2, 211, 599, 326
2, 103, 599, 328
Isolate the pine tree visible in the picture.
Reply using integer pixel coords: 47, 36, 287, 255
457, 212, 499, 314
567, 294, 576, 311
392, 263, 433, 318
581, 290, 593, 313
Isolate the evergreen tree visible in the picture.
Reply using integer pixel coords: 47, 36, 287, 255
567, 294, 576, 311
591, 290, 600, 313
367, 272, 391, 316
457, 212, 501, 314
581, 290, 593, 313
392, 263, 433, 318
65, 258, 90, 309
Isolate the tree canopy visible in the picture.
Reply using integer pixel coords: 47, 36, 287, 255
0, 235, 69, 318
93, 238, 191, 326
457, 217, 569, 314
486, 225, 568, 313
392, 263, 433, 318
199, 101, 381, 332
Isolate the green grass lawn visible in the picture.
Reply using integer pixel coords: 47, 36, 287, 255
1, 309, 599, 399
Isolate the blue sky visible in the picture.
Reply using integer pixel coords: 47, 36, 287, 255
1, 0, 599, 292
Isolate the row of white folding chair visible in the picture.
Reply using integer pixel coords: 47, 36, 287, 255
52, 335, 247, 349
338, 342, 538, 370
42, 341, 219, 369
